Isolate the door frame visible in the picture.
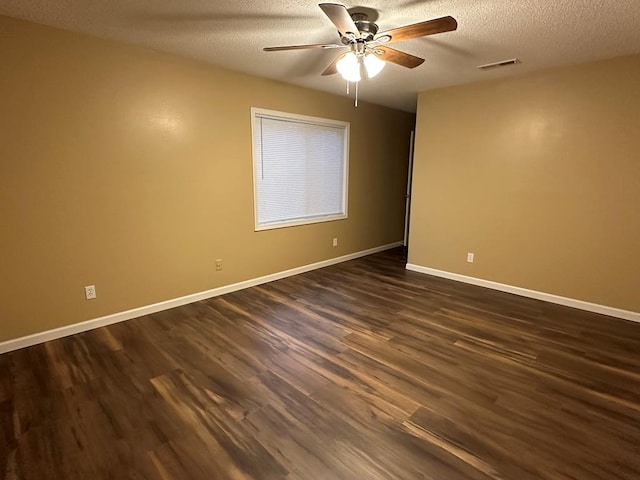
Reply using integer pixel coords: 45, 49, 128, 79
403, 130, 415, 247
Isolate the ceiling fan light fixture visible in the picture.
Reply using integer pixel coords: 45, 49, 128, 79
364, 53, 385, 78
336, 52, 361, 82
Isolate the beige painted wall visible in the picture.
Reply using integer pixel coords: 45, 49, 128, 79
409, 54, 640, 313
0, 16, 415, 342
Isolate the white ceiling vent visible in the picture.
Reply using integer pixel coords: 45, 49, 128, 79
477, 58, 521, 70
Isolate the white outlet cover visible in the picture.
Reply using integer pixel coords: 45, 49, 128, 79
467, 253, 475, 263
84, 285, 96, 299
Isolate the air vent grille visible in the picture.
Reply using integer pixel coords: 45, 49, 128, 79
477, 58, 520, 70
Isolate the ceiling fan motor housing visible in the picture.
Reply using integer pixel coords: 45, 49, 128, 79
352, 13, 378, 41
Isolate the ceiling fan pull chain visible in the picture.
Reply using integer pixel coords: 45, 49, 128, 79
355, 80, 359, 107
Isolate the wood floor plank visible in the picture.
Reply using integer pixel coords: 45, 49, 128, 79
1, 247, 639, 479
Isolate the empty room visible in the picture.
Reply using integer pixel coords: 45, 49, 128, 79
1, 1, 639, 479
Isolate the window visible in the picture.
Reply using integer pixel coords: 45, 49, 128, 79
251, 108, 349, 230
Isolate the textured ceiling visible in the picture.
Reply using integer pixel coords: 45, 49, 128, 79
1, 0, 640, 112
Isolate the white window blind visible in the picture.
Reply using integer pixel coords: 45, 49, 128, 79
251, 108, 349, 230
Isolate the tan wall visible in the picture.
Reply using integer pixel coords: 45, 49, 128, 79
0, 15, 415, 342
409, 54, 640, 313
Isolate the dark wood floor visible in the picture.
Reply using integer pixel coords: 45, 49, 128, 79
2, 248, 639, 479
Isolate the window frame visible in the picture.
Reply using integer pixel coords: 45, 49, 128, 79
250, 107, 350, 231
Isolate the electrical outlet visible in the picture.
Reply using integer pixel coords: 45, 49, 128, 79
215, 259, 223, 271
467, 252, 475, 263
84, 285, 97, 300
332, 237, 338, 247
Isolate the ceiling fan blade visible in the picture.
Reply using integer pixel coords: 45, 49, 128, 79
321, 52, 347, 76
264, 43, 344, 52
319, 3, 361, 39
376, 16, 457, 44
374, 46, 425, 68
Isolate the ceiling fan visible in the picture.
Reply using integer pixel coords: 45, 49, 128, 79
263, 3, 458, 83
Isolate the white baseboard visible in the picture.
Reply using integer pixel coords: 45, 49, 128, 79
0, 242, 403, 354
406, 263, 639, 324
